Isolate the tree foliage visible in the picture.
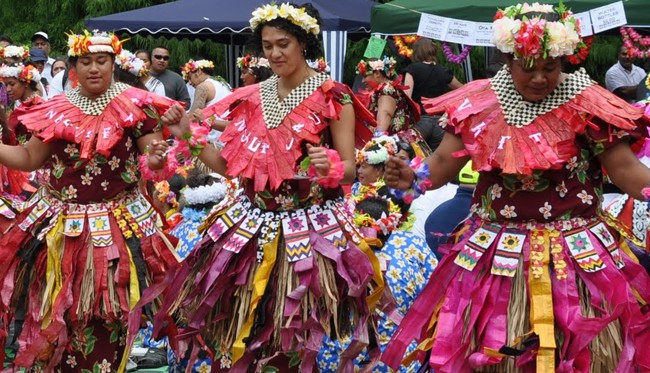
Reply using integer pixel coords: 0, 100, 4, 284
1, 0, 621, 85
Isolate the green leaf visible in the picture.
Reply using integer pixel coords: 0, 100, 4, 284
74, 160, 87, 169
502, 175, 518, 191
143, 107, 159, 120
95, 154, 108, 163
81, 369, 93, 373
52, 166, 65, 179
121, 171, 136, 183
300, 156, 311, 172
258, 190, 274, 199
84, 335, 97, 357
93, 362, 101, 373
110, 328, 119, 344
339, 93, 352, 105
261, 366, 279, 373
286, 352, 301, 367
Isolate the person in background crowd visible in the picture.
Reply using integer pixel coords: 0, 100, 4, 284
28, 48, 49, 96
403, 37, 463, 152
237, 54, 273, 86
0, 35, 12, 48
0, 35, 13, 108
423, 161, 478, 257
149, 45, 191, 108
135, 49, 166, 96
50, 58, 67, 78
0, 30, 180, 371
156, 2, 381, 371
182, 59, 232, 123
383, 4, 650, 372
318, 136, 437, 372
605, 45, 646, 102
30, 32, 55, 83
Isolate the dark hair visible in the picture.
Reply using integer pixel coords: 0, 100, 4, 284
486, 62, 504, 78
356, 197, 390, 243
135, 49, 150, 60
0, 35, 12, 44
411, 37, 439, 63
396, 141, 415, 160
151, 45, 169, 55
183, 168, 221, 211
168, 174, 187, 196
114, 68, 147, 90
250, 65, 273, 82
250, 3, 323, 60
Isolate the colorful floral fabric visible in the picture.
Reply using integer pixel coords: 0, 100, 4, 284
361, 82, 420, 134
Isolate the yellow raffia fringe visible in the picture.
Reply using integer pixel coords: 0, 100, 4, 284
41, 216, 65, 329
126, 244, 141, 310
618, 239, 648, 307
528, 230, 555, 372
358, 238, 384, 310
232, 234, 279, 363
403, 297, 444, 366
411, 142, 425, 159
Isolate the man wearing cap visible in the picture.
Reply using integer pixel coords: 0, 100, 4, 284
31, 31, 56, 83
29, 48, 50, 98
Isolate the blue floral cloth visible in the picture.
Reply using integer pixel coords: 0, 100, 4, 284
317, 231, 438, 372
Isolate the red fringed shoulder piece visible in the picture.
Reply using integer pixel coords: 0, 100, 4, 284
202, 77, 375, 191
18, 84, 178, 160
423, 69, 649, 175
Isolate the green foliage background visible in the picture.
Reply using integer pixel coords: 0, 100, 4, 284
0, 0, 624, 86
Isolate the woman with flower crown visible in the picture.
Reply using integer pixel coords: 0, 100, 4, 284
0, 63, 41, 230
383, 3, 650, 372
357, 56, 431, 158
157, 2, 381, 371
318, 136, 437, 372
237, 54, 273, 86
0, 30, 181, 371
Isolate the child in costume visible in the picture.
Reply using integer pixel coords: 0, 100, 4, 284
0, 31, 180, 371
318, 136, 437, 372
155, 2, 382, 372
383, 3, 650, 372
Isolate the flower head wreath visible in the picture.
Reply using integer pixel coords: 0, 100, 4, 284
0, 63, 42, 84
67, 30, 124, 57
357, 135, 398, 165
0, 45, 30, 60
236, 54, 270, 70
347, 181, 402, 236
308, 57, 329, 73
181, 59, 215, 80
115, 49, 148, 77
491, 2, 585, 67
250, 3, 320, 35
356, 56, 397, 79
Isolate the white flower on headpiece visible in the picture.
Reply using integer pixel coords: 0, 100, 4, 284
546, 21, 580, 58
491, 18, 521, 54
115, 49, 148, 77
2, 45, 27, 58
368, 60, 385, 72
521, 3, 555, 14
250, 3, 320, 35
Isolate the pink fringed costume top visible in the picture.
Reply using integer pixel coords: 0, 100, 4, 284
381, 67, 650, 373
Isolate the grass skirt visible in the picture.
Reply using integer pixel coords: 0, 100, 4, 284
382, 215, 650, 373
0, 188, 178, 370
154, 195, 382, 372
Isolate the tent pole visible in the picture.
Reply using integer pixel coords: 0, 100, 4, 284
462, 44, 473, 82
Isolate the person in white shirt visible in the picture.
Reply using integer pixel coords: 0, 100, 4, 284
30, 32, 56, 84
605, 46, 646, 102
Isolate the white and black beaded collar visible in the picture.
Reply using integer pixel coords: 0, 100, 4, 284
260, 73, 330, 129
65, 82, 130, 116
490, 67, 594, 128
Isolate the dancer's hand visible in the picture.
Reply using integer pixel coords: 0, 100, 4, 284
385, 156, 415, 190
162, 104, 190, 138
147, 139, 169, 170
307, 144, 330, 177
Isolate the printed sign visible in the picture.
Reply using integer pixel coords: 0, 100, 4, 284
445, 18, 476, 45
590, 1, 627, 34
417, 13, 450, 41
573, 11, 594, 37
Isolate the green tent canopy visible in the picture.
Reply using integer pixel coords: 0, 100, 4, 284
371, 0, 649, 35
